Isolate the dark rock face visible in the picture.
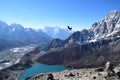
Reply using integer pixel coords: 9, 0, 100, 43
43, 38, 64, 51
116, 71, 120, 78
37, 36, 120, 68
47, 73, 54, 80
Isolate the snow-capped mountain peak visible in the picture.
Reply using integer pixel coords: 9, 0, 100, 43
105, 10, 119, 20
90, 10, 120, 38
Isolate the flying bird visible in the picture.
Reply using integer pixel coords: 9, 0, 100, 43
67, 26, 72, 30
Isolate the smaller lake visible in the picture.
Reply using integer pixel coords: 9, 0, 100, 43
18, 63, 67, 80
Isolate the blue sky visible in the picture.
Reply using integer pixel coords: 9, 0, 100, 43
0, 0, 120, 30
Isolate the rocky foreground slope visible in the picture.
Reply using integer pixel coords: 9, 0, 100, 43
25, 62, 120, 80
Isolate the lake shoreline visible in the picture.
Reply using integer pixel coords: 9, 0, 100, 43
24, 64, 120, 80
18, 62, 68, 80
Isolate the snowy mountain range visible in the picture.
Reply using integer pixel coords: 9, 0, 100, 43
0, 21, 52, 50
42, 10, 120, 51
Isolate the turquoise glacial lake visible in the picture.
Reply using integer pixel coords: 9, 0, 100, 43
18, 63, 67, 80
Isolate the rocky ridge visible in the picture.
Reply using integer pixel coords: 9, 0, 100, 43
43, 10, 120, 52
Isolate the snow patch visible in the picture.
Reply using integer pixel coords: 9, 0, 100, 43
54, 27, 60, 36
106, 31, 119, 37
69, 39, 73, 43
26, 29, 30, 31
0, 67, 2, 70
12, 48, 20, 52
12, 28, 16, 31
89, 39, 97, 42
3, 62, 10, 65
14, 59, 20, 64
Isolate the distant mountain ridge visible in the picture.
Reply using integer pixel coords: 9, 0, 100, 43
0, 21, 52, 50
0, 21, 52, 44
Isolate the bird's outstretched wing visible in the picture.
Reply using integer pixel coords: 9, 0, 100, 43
67, 26, 72, 30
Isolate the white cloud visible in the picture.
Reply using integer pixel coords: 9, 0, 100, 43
53, 27, 60, 37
